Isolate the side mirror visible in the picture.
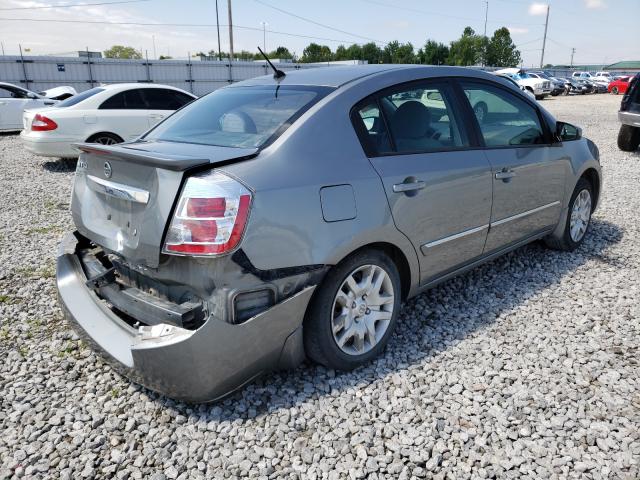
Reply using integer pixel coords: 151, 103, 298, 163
27, 92, 39, 99
425, 91, 443, 101
556, 121, 581, 142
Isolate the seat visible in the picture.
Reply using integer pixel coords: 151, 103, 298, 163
390, 101, 440, 152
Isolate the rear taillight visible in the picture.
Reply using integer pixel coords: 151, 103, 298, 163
31, 114, 58, 131
163, 171, 252, 256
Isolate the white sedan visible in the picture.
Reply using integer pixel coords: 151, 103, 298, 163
20, 83, 196, 158
0, 82, 63, 132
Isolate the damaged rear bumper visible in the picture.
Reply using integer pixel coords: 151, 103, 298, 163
56, 232, 315, 403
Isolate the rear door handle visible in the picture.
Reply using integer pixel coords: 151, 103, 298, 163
393, 180, 426, 193
495, 169, 516, 181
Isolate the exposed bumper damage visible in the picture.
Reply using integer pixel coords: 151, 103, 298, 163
56, 232, 319, 403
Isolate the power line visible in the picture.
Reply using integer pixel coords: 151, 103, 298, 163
360, 0, 544, 27
0, 17, 376, 45
253, 0, 383, 44
0, 0, 150, 10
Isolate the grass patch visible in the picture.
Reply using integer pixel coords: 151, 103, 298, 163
28, 225, 61, 235
0, 295, 10, 303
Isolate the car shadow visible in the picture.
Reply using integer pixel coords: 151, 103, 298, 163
42, 158, 77, 173
138, 218, 623, 418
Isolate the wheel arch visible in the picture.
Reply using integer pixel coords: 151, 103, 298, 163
331, 242, 413, 301
85, 131, 124, 143
581, 167, 601, 211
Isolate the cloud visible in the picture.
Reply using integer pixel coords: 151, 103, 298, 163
507, 27, 529, 35
584, 0, 606, 8
528, 3, 548, 15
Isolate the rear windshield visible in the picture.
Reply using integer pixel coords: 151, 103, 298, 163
144, 85, 332, 148
54, 87, 104, 107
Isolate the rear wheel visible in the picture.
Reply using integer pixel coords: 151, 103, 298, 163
304, 249, 401, 370
544, 178, 593, 251
87, 132, 124, 145
535, 95, 544, 100
617, 124, 640, 152
611, 87, 618, 95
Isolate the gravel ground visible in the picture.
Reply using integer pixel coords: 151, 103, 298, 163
1, 94, 639, 480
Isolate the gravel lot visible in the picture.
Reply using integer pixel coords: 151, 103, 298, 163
1, 93, 639, 480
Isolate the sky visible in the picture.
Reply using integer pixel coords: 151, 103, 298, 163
0, 0, 638, 67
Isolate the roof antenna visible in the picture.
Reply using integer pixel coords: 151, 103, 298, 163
257, 46, 285, 80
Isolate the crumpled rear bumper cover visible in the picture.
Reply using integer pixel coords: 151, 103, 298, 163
56, 232, 315, 403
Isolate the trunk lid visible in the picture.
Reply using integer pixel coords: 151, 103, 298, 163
71, 141, 258, 268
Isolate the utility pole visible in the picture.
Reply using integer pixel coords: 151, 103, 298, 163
152, 35, 156, 60
570, 47, 576, 67
483, 1, 489, 66
227, 0, 234, 62
215, 0, 222, 61
260, 21, 268, 53
483, 1, 488, 37
1, 42, 4, 56
540, 4, 549, 68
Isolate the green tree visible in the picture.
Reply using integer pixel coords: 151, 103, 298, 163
301, 43, 333, 63
334, 45, 349, 61
158, 55, 173, 60
447, 27, 485, 66
269, 46, 293, 59
103, 45, 142, 59
382, 41, 415, 64
361, 42, 383, 64
418, 40, 449, 65
485, 27, 521, 67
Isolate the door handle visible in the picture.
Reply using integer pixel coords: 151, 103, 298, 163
495, 169, 516, 181
393, 180, 426, 193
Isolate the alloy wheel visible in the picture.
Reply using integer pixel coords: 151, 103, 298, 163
331, 264, 395, 356
569, 189, 592, 243
94, 136, 118, 145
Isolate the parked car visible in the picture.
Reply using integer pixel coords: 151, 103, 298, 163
617, 73, 640, 151
20, 84, 196, 158
493, 73, 536, 100
609, 76, 632, 95
593, 71, 613, 83
575, 79, 596, 94
0, 82, 76, 132
495, 68, 551, 100
56, 65, 602, 402
527, 72, 565, 96
560, 78, 587, 95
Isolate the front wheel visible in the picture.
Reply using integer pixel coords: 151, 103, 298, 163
544, 178, 593, 251
304, 249, 401, 370
617, 124, 640, 152
611, 86, 619, 95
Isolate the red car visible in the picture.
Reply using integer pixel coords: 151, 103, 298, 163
609, 76, 632, 95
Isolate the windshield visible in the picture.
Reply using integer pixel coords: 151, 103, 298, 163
54, 87, 104, 107
516, 73, 532, 80
145, 85, 332, 148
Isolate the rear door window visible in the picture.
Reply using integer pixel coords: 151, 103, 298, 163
352, 82, 468, 156
142, 89, 193, 110
100, 89, 147, 110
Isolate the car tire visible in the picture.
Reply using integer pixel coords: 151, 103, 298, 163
473, 102, 488, 123
535, 95, 544, 100
303, 249, 402, 371
617, 124, 640, 152
611, 87, 618, 94
544, 178, 593, 252
87, 132, 124, 145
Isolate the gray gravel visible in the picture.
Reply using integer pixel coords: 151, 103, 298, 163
1, 94, 639, 479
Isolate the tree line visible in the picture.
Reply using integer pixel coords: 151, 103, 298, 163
104, 25, 522, 68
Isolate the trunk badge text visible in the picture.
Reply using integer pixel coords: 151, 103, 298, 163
104, 161, 112, 178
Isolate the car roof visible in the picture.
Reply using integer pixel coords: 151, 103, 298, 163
98, 83, 195, 95
0, 82, 31, 92
232, 65, 505, 88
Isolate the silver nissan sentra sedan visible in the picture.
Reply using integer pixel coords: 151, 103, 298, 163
56, 65, 602, 402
